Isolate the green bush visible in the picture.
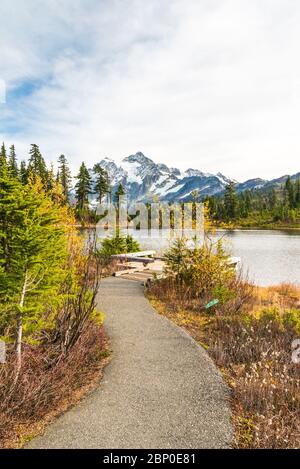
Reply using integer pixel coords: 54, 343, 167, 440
257, 306, 282, 324
213, 284, 236, 305
255, 306, 300, 334
282, 309, 300, 334
164, 238, 235, 300
99, 233, 140, 257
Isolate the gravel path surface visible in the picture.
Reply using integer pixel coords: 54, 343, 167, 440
28, 277, 232, 449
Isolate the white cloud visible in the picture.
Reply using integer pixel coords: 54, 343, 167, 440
0, 0, 300, 181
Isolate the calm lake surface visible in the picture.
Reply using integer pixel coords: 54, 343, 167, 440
212, 230, 300, 286
96, 228, 300, 286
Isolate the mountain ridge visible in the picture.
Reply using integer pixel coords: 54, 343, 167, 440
87, 152, 299, 204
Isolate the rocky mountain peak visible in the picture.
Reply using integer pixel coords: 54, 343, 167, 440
96, 152, 236, 202
122, 152, 154, 166
90, 152, 299, 204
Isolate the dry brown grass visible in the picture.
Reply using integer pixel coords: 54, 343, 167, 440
0, 323, 110, 449
147, 281, 300, 449
254, 283, 300, 311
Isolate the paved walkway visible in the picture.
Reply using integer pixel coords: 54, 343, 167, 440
28, 278, 232, 449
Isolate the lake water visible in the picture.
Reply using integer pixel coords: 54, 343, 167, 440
96, 228, 300, 287
212, 230, 300, 286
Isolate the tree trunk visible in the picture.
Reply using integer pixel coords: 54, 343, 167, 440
16, 316, 23, 370
16, 271, 28, 371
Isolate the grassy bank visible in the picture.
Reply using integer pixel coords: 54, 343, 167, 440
146, 239, 300, 448
213, 219, 300, 231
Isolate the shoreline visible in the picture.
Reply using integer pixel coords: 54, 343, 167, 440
74, 224, 300, 232
211, 226, 300, 232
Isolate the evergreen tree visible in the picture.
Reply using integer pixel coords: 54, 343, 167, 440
295, 179, 300, 207
19, 160, 28, 185
27, 144, 48, 186
240, 193, 246, 218
244, 191, 251, 214
8, 144, 18, 178
269, 188, 277, 210
285, 176, 295, 208
0, 142, 7, 176
0, 175, 67, 368
0, 175, 18, 273
58, 154, 72, 202
75, 162, 92, 211
224, 182, 238, 219
114, 183, 126, 206
93, 163, 109, 203
46, 164, 56, 193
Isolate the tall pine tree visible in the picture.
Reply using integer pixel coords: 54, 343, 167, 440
75, 162, 92, 211
19, 160, 28, 184
93, 163, 109, 203
46, 164, 56, 193
224, 182, 238, 219
8, 144, 18, 178
296, 179, 300, 207
58, 154, 72, 203
0, 142, 7, 177
27, 144, 48, 186
285, 176, 295, 208
114, 183, 126, 206
0, 176, 67, 368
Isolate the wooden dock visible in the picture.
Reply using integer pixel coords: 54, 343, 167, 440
111, 251, 241, 285
112, 251, 165, 285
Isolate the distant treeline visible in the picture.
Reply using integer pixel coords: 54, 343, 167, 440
204, 179, 300, 227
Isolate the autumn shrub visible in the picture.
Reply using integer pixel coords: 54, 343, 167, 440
152, 237, 253, 314
205, 313, 300, 448
147, 239, 300, 448
0, 322, 107, 448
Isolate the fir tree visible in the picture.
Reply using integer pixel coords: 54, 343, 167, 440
224, 182, 238, 219
27, 144, 48, 186
285, 176, 295, 208
20, 160, 28, 185
244, 191, 251, 214
114, 183, 126, 206
0, 175, 67, 368
269, 188, 277, 210
93, 163, 109, 203
8, 144, 18, 178
295, 179, 300, 207
0, 174, 18, 273
0, 142, 7, 176
58, 154, 72, 202
46, 164, 56, 193
75, 162, 92, 211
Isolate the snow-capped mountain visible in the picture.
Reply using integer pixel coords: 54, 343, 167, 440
96, 152, 234, 203
235, 178, 267, 193
85, 152, 299, 204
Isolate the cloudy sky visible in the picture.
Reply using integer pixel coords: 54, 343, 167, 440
0, 0, 299, 181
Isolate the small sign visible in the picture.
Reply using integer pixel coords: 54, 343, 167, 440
205, 299, 219, 310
